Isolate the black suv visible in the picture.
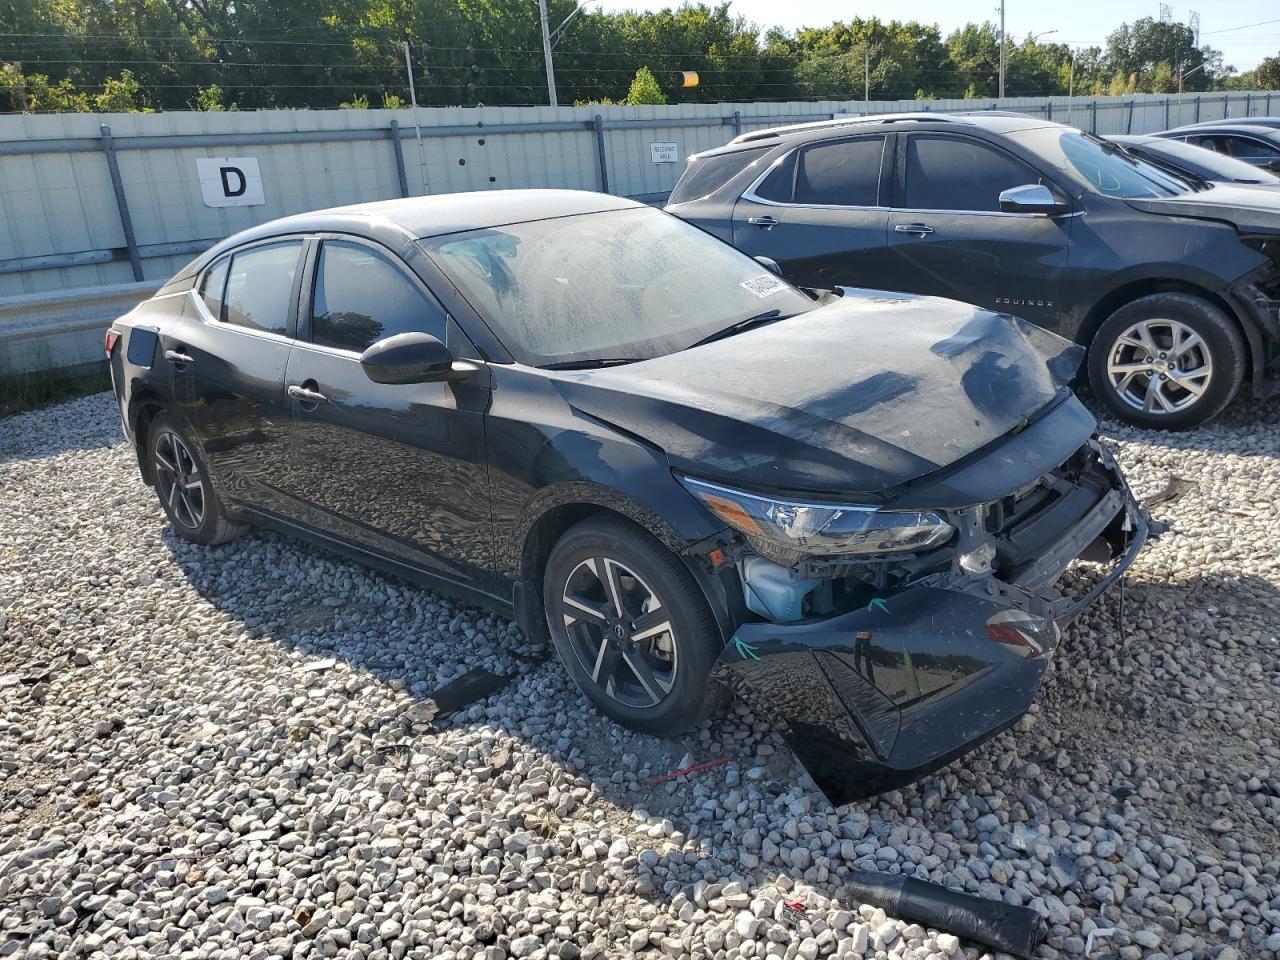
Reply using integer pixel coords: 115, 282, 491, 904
667, 112, 1280, 428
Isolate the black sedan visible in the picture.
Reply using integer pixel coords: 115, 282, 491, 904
1107, 134, 1280, 187
108, 190, 1149, 802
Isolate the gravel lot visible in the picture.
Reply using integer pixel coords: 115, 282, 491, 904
1, 390, 1278, 960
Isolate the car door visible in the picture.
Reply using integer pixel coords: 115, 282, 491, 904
168, 237, 305, 516
280, 235, 494, 587
883, 132, 1077, 332
730, 134, 892, 289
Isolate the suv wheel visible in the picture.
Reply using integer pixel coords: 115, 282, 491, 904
543, 515, 728, 735
1087, 293, 1245, 430
147, 413, 246, 545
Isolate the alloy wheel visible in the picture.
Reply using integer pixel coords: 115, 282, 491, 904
154, 431, 206, 530
1106, 318, 1213, 415
559, 556, 678, 709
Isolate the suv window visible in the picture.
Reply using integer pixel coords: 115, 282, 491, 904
223, 241, 303, 335
903, 135, 1039, 212
753, 151, 797, 203
311, 240, 445, 353
793, 137, 884, 206
199, 256, 229, 321
1221, 135, 1280, 163
669, 147, 768, 205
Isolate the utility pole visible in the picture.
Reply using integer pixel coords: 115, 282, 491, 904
864, 48, 870, 106
538, 0, 558, 107
998, 0, 1006, 99
403, 41, 428, 195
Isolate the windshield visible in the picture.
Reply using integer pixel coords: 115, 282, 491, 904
421, 207, 815, 366
1145, 139, 1280, 184
1009, 128, 1191, 199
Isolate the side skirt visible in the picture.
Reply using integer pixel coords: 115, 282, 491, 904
236, 506, 515, 619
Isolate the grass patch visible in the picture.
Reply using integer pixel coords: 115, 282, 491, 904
0, 364, 111, 417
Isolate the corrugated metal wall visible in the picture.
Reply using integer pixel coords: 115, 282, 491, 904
1, 91, 1276, 296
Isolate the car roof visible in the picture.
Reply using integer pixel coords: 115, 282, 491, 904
1177, 117, 1280, 130
254, 189, 642, 241
713, 111, 1058, 154
1161, 121, 1280, 138
168, 189, 643, 286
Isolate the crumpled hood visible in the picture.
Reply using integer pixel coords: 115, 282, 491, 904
552, 289, 1085, 498
1126, 183, 1280, 236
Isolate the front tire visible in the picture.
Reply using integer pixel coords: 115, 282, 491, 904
1087, 293, 1245, 430
147, 413, 246, 546
543, 515, 728, 735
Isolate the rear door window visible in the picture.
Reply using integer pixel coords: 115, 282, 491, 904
793, 137, 885, 206
224, 241, 304, 335
310, 240, 446, 353
902, 135, 1040, 212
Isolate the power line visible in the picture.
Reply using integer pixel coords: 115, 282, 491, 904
1202, 17, 1280, 35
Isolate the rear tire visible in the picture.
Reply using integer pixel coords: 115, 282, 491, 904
1086, 293, 1245, 430
147, 413, 246, 546
543, 515, 728, 735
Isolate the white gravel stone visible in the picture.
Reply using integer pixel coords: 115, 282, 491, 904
0, 390, 1277, 960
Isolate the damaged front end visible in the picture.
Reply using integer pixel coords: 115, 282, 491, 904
691, 436, 1150, 806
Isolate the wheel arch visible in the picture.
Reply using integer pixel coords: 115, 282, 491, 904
1079, 277, 1263, 387
128, 388, 169, 487
511, 489, 733, 650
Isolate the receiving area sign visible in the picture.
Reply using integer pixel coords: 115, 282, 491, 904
196, 157, 265, 207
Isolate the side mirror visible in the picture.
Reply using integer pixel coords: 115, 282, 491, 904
998, 184, 1068, 216
360, 332, 460, 385
1267, 159, 1280, 174
754, 255, 783, 276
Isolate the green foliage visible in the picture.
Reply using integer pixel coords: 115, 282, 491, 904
0, 1, 1253, 111
625, 66, 666, 104
339, 94, 370, 109
1256, 57, 1280, 91
94, 70, 151, 112
195, 85, 226, 111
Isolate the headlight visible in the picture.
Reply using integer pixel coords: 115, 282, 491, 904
680, 476, 954, 564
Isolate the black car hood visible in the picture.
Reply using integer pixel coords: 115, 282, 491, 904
1126, 183, 1280, 235
551, 290, 1085, 499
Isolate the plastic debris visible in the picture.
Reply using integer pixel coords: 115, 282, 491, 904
843, 870, 1046, 959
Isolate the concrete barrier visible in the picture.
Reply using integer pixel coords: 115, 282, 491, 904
0, 280, 162, 375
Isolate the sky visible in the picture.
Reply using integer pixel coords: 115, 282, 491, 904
592, 0, 1279, 71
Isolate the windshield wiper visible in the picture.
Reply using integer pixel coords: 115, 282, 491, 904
540, 358, 637, 370
688, 309, 791, 349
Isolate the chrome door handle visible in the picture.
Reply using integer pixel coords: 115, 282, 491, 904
748, 216, 779, 228
164, 349, 194, 364
894, 223, 934, 236
288, 384, 328, 404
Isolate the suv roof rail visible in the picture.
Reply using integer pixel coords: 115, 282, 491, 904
730, 111, 965, 144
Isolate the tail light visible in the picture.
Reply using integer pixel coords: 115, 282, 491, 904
105, 330, 120, 360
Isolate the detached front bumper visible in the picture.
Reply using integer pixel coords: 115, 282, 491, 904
716, 444, 1149, 805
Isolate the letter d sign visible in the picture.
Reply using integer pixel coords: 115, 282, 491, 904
197, 157, 265, 207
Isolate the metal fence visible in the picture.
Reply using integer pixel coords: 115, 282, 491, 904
1, 90, 1277, 299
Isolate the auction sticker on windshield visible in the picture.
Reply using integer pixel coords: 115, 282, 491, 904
740, 274, 787, 298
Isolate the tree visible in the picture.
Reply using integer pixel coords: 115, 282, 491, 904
1257, 57, 1280, 91
625, 66, 666, 104
94, 70, 151, 112
1103, 17, 1222, 92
